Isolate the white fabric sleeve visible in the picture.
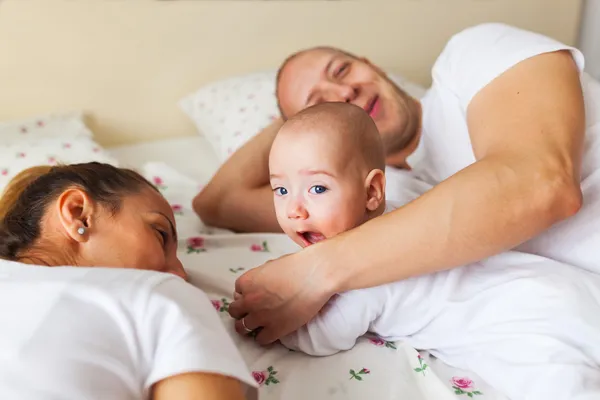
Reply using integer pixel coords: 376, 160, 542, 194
432, 22, 586, 110
279, 288, 385, 356
140, 276, 257, 395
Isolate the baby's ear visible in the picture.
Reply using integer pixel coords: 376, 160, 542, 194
365, 169, 386, 211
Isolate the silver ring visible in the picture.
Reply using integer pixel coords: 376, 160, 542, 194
241, 317, 253, 333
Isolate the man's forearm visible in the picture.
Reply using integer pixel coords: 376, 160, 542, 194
193, 119, 283, 231
208, 185, 282, 233
322, 155, 582, 293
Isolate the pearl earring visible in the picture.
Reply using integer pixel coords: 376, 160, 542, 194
77, 227, 86, 235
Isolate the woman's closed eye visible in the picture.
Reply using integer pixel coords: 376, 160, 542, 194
273, 187, 288, 196
154, 226, 168, 247
309, 185, 328, 195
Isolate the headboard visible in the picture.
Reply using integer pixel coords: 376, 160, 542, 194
0, 0, 583, 147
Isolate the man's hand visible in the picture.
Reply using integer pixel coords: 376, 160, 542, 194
228, 247, 335, 345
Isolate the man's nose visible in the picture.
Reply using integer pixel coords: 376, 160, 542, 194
325, 83, 358, 103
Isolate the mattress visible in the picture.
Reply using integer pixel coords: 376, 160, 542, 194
109, 138, 508, 400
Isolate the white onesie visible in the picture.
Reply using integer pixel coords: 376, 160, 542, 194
279, 252, 600, 400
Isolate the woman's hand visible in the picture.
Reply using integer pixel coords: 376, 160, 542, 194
228, 245, 336, 345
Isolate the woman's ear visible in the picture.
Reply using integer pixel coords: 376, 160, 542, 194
56, 188, 95, 243
365, 169, 386, 211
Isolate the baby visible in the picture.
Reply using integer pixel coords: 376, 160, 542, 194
268, 102, 600, 400
269, 102, 394, 248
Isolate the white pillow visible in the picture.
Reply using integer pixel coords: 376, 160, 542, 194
179, 70, 427, 162
0, 111, 93, 144
0, 112, 118, 194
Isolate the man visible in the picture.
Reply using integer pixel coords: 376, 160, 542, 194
194, 23, 599, 345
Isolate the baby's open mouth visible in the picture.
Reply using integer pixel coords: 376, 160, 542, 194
298, 231, 326, 246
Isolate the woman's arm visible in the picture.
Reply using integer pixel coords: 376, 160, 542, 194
153, 372, 246, 400
229, 50, 586, 344
193, 119, 284, 233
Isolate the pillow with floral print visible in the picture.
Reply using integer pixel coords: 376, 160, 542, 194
0, 111, 94, 145
0, 112, 118, 194
179, 70, 427, 162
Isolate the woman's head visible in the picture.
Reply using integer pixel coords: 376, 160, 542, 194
0, 163, 186, 279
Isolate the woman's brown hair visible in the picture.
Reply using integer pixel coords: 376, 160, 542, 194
0, 162, 157, 261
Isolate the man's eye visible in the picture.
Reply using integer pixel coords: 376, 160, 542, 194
334, 63, 350, 78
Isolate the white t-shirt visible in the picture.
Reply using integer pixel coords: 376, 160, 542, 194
405, 23, 600, 274
0, 260, 257, 400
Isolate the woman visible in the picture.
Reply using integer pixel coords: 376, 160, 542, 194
0, 163, 256, 400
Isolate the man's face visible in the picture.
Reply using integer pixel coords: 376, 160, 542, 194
277, 48, 419, 159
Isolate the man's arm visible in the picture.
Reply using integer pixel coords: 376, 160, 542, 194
228, 50, 587, 345
331, 50, 585, 291
193, 119, 284, 233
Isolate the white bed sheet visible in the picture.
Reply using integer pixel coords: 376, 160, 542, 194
109, 136, 220, 183
109, 138, 508, 400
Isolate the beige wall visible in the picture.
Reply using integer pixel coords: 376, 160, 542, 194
0, 0, 583, 146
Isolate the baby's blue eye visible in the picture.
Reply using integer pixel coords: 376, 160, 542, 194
274, 187, 288, 196
309, 185, 328, 194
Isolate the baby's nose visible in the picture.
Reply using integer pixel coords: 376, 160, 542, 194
287, 200, 308, 220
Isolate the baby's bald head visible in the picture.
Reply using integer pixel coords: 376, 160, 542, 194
276, 102, 385, 173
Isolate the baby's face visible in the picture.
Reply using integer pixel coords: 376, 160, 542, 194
269, 131, 369, 248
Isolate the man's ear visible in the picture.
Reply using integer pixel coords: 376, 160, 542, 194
56, 188, 95, 243
365, 169, 386, 211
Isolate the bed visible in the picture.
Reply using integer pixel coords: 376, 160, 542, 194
0, 0, 585, 399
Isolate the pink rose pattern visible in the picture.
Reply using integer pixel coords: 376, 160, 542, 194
349, 368, 370, 381
252, 366, 279, 386
250, 241, 269, 252
1, 169, 8, 176
171, 204, 183, 215
152, 176, 167, 191
186, 237, 206, 254
252, 371, 266, 385
451, 376, 483, 397
211, 298, 231, 313
369, 336, 397, 350
414, 354, 428, 376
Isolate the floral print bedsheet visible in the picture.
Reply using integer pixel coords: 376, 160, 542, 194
143, 162, 508, 400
